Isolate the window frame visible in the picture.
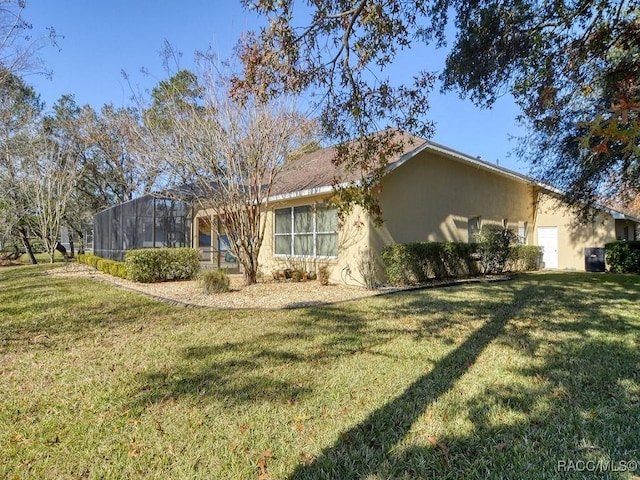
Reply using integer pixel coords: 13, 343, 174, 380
274, 204, 338, 258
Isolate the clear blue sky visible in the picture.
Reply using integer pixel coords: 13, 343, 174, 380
25, 0, 528, 173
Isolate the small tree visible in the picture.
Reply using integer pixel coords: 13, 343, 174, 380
0, 71, 42, 263
475, 225, 518, 275
135, 53, 314, 285
19, 143, 78, 263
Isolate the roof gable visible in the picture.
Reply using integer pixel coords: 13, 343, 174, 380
270, 132, 640, 223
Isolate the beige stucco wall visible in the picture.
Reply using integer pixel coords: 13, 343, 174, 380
191, 148, 638, 284
369, 149, 536, 280
192, 197, 372, 286
258, 195, 371, 286
531, 192, 617, 270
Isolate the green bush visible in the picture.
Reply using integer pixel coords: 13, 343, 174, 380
76, 253, 127, 278
200, 270, 231, 294
475, 226, 518, 274
507, 245, 543, 272
86, 254, 100, 268
108, 261, 128, 279
382, 242, 478, 286
125, 248, 200, 283
605, 241, 640, 273
96, 258, 111, 273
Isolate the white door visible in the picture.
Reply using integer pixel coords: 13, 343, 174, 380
537, 227, 559, 269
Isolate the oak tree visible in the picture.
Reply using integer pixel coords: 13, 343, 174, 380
236, 0, 639, 219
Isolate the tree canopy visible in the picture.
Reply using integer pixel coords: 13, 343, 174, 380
236, 0, 639, 220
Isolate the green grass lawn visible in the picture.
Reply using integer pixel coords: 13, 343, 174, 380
18, 251, 67, 264
1, 266, 639, 479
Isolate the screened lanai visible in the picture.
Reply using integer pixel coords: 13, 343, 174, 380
93, 195, 192, 261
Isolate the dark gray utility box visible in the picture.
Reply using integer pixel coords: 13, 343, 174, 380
585, 247, 605, 272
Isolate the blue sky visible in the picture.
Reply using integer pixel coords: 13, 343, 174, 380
25, 1, 528, 173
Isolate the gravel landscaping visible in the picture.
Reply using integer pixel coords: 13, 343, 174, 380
47, 263, 379, 309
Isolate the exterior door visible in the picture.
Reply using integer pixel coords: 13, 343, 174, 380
537, 226, 559, 269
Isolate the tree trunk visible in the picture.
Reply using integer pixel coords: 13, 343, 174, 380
71, 226, 84, 255
9, 244, 21, 260
18, 227, 37, 264
243, 268, 257, 286
55, 242, 68, 258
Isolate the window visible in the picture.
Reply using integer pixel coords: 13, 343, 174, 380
468, 216, 482, 242
274, 204, 338, 257
518, 221, 528, 245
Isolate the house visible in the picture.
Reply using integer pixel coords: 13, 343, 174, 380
193, 133, 640, 285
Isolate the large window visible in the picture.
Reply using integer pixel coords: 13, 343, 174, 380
274, 204, 338, 257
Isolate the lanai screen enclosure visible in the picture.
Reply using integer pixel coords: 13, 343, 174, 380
93, 195, 191, 261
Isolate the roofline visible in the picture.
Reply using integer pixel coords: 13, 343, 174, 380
266, 137, 640, 223
611, 210, 640, 222
387, 139, 536, 186
267, 185, 338, 203
389, 140, 640, 223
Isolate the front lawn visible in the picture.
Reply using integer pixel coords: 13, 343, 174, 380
1, 267, 639, 479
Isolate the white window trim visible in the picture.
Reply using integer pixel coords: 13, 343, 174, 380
274, 205, 338, 258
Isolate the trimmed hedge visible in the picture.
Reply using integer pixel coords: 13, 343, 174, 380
382, 242, 479, 286
507, 245, 543, 272
125, 248, 200, 283
605, 241, 640, 273
77, 253, 100, 268
97, 258, 128, 279
382, 241, 543, 286
77, 253, 128, 279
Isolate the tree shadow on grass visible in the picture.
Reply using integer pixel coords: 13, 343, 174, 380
129, 302, 412, 408
288, 273, 640, 479
287, 293, 515, 479
0, 267, 177, 352
119, 271, 639, 477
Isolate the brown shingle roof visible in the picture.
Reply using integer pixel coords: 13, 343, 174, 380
271, 130, 426, 197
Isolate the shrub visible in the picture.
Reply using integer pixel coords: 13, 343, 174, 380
291, 269, 305, 282
96, 258, 111, 273
85, 254, 100, 268
356, 249, 378, 290
475, 226, 518, 274
200, 269, 231, 293
108, 262, 128, 279
317, 264, 331, 286
80, 254, 128, 278
507, 245, 543, 272
605, 241, 640, 273
382, 242, 478, 286
125, 248, 200, 283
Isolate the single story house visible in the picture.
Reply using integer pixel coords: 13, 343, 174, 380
194, 132, 639, 286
